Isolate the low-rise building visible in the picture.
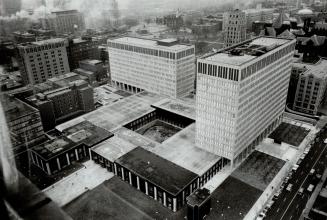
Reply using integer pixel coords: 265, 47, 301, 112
29, 121, 113, 175
74, 59, 107, 85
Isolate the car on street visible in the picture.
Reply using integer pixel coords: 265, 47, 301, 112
307, 184, 315, 192
309, 169, 315, 175
298, 187, 304, 195
286, 184, 293, 191
324, 138, 327, 144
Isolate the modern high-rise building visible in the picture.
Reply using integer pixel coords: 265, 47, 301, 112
17, 38, 70, 85
108, 37, 195, 98
223, 9, 247, 47
196, 37, 296, 166
48, 10, 85, 35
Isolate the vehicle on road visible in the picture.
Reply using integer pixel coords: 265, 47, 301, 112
300, 154, 306, 159
316, 174, 322, 179
309, 169, 315, 175
297, 159, 302, 165
298, 187, 304, 195
286, 184, 293, 191
324, 138, 327, 144
307, 184, 315, 192
292, 164, 299, 171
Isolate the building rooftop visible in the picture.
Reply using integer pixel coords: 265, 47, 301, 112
48, 72, 88, 88
1, 95, 38, 121
109, 37, 193, 52
92, 136, 136, 161
116, 147, 198, 196
80, 59, 102, 65
293, 58, 327, 79
31, 136, 78, 160
187, 188, 211, 207
62, 121, 113, 147
152, 98, 195, 120
243, 8, 274, 13
202, 37, 291, 66
32, 38, 67, 46
56, 93, 164, 132
152, 124, 220, 176
51, 10, 79, 15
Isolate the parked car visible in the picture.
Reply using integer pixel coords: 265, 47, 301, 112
324, 138, 327, 144
292, 164, 299, 171
307, 184, 315, 192
298, 187, 304, 195
309, 169, 315, 175
286, 184, 293, 191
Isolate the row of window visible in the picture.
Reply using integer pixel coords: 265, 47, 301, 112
22, 42, 66, 53
240, 43, 295, 80
108, 41, 194, 60
198, 62, 239, 81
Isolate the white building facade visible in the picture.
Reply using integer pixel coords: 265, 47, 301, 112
108, 37, 195, 98
196, 37, 296, 166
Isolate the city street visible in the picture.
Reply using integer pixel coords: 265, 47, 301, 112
265, 128, 327, 220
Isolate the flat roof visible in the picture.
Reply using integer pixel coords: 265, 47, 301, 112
80, 59, 102, 65
202, 37, 292, 66
116, 147, 198, 195
152, 124, 220, 176
293, 58, 327, 78
92, 136, 136, 162
152, 98, 196, 120
32, 136, 77, 160
2, 95, 38, 121
109, 37, 193, 52
62, 121, 113, 147
56, 94, 161, 132
32, 38, 66, 46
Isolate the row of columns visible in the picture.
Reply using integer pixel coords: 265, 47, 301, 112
115, 166, 178, 212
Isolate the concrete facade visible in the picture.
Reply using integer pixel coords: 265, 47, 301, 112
196, 37, 296, 166
108, 37, 195, 98
223, 10, 247, 47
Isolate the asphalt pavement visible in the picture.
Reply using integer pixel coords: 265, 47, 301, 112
264, 127, 327, 220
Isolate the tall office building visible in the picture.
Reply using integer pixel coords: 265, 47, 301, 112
243, 8, 274, 30
196, 37, 296, 166
17, 38, 70, 85
223, 9, 247, 47
108, 37, 195, 98
48, 10, 85, 35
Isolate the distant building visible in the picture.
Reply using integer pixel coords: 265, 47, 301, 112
17, 38, 70, 85
223, 10, 247, 47
28, 72, 94, 131
74, 59, 107, 85
13, 31, 36, 43
67, 37, 100, 70
0, 0, 21, 16
2, 94, 45, 153
196, 37, 296, 166
291, 58, 327, 115
108, 37, 195, 98
47, 10, 85, 35
156, 11, 184, 30
243, 8, 274, 30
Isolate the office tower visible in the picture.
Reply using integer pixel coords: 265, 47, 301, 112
223, 9, 247, 47
17, 38, 70, 85
292, 59, 327, 115
108, 37, 195, 98
196, 37, 296, 166
48, 10, 85, 35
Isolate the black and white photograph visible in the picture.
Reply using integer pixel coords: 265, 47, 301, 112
1, 0, 327, 219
